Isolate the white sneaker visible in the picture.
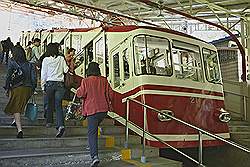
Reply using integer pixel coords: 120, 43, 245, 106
56, 126, 65, 138
90, 156, 100, 167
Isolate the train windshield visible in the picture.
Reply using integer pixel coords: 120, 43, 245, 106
133, 35, 172, 76
203, 48, 222, 84
172, 40, 203, 82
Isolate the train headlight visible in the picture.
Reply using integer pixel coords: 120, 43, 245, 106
219, 108, 231, 123
158, 110, 174, 122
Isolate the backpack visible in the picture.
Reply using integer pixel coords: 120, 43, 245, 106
10, 61, 25, 87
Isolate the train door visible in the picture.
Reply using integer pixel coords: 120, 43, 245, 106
64, 33, 71, 54
71, 33, 82, 53
47, 33, 53, 44
110, 40, 131, 90
41, 31, 49, 53
93, 33, 106, 76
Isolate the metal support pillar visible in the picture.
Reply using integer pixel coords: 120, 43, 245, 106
246, 17, 250, 122
246, 18, 250, 83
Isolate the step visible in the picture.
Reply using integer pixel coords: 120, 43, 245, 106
0, 125, 124, 137
229, 125, 250, 132
0, 117, 115, 126
241, 138, 250, 147
230, 132, 250, 140
0, 145, 161, 167
131, 157, 183, 167
0, 148, 119, 167
229, 120, 250, 126
0, 135, 141, 151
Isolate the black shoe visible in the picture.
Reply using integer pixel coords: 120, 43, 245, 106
56, 126, 65, 138
90, 156, 100, 167
11, 121, 17, 127
16, 131, 23, 138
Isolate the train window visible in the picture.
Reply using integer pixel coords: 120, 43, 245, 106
134, 35, 146, 75
95, 37, 104, 65
203, 48, 221, 84
113, 53, 120, 88
122, 49, 130, 80
86, 43, 93, 64
96, 37, 105, 76
133, 35, 172, 76
85, 42, 93, 76
72, 35, 82, 53
105, 46, 109, 77
172, 40, 203, 82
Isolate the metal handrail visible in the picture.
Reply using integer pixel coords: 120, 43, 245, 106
124, 97, 250, 166
124, 117, 204, 166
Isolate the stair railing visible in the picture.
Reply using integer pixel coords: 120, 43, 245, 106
124, 97, 250, 167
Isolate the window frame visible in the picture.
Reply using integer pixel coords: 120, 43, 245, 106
172, 40, 204, 82
202, 48, 222, 84
132, 34, 173, 77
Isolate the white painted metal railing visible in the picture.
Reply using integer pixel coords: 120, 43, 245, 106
123, 97, 250, 167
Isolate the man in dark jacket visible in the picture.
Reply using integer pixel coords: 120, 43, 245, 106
2, 37, 14, 64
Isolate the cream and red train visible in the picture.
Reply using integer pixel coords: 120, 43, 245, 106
21, 26, 231, 148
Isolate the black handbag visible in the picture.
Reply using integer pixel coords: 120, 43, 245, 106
10, 61, 24, 87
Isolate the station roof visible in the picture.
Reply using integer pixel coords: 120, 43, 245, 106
0, 0, 249, 29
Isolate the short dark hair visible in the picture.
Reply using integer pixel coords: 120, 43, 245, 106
46, 43, 60, 57
67, 48, 76, 54
33, 38, 41, 43
12, 45, 27, 63
86, 62, 101, 77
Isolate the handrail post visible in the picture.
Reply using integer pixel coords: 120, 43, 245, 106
141, 105, 146, 163
125, 99, 129, 148
198, 131, 203, 166
243, 96, 247, 121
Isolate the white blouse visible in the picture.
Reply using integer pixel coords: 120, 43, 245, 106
41, 56, 69, 90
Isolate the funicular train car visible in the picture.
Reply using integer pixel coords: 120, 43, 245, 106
22, 25, 231, 148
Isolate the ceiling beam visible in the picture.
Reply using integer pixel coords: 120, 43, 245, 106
52, 0, 159, 26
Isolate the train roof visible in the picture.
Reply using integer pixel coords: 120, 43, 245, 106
42, 25, 209, 44
103, 25, 209, 45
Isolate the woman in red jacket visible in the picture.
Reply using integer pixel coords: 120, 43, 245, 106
76, 62, 113, 167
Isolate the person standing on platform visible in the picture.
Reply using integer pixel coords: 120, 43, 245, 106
76, 62, 113, 167
2, 37, 14, 64
25, 41, 32, 61
3, 45, 37, 138
41, 43, 68, 137
65, 48, 76, 72
30, 38, 41, 65
64, 48, 76, 99
0, 41, 3, 63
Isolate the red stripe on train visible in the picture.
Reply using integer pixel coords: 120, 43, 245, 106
121, 84, 223, 98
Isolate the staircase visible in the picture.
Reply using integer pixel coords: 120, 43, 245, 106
0, 64, 182, 167
229, 119, 250, 147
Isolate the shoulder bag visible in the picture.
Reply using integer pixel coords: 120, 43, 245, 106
25, 94, 38, 121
